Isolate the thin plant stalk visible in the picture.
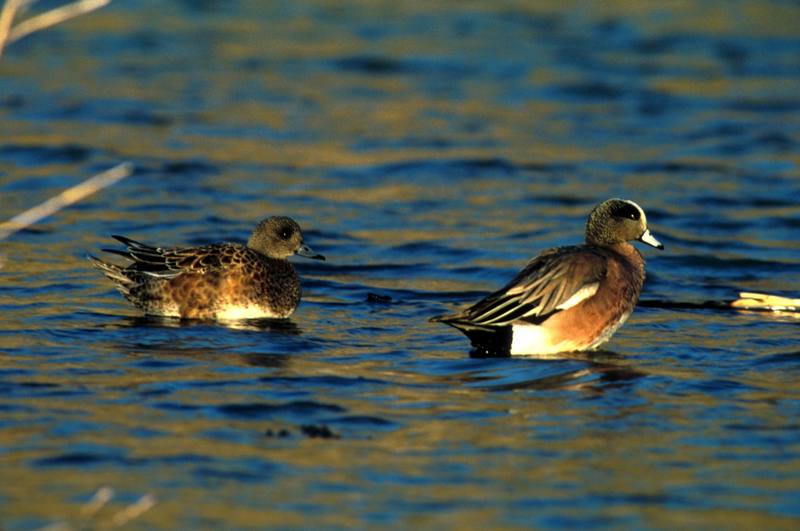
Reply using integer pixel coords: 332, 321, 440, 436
0, 0, 109, 57
0, 162, 133, 240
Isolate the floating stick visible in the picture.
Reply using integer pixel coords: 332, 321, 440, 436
730, 291, 800, 312
639, 292, 800, 314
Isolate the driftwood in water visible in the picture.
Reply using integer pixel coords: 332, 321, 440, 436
640, 292, 799, 313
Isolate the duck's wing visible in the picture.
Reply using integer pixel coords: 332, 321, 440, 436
432, 246, 608, 329
103, 235, 235, 278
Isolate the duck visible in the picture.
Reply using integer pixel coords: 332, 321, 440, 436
90, 216, 324, 320
431, 198, 663, 355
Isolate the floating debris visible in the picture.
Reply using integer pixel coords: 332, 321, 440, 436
367, 292, 392, 303
730, 292, 800, 312
300, 424, 341, 439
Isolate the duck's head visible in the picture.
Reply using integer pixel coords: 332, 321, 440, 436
585, 198, 663, 250
248, 216, 325, 260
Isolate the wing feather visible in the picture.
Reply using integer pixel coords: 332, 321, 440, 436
437, 246, 608, 328
107, 235, 233, 277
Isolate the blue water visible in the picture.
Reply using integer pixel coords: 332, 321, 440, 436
1, 1, 799, 528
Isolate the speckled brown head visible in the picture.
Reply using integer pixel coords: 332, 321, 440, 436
247, 216, 325, 260
585, 198, 664, 249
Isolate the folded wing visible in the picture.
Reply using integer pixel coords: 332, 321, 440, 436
433, 246, 608, 329
102, 235, 227, 278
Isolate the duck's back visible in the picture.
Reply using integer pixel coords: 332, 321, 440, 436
121, 243, 301, 319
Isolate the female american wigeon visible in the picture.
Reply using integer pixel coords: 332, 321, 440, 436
90, 216, 324, 320
431, 198, 664, 355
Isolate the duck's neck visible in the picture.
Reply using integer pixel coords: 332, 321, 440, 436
607, 241, 645, 270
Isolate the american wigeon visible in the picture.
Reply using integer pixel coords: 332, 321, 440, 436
90, 216, 324, 320
431, 198, 664, 355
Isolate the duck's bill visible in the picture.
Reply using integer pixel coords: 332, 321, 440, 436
639, 229, 664, 250
296, 245, 325, 260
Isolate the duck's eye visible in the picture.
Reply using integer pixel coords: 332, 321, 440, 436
279, 227, 293, 240
609, 203, 641, 221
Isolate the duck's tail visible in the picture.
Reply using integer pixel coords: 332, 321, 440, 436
88, 255, 135, 298
430, 312, 513, 356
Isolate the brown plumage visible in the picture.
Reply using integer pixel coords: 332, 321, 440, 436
90, 216, 324, 320
431, 199, 664, 355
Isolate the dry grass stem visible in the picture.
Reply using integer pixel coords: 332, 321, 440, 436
35, 487, 154, 531
0, 0, 109, 57
0, 0, 27, 56
8, 0, 108, 44
0, 161, 133, 240
80, 486, 114, 518
110, 493, 156, 527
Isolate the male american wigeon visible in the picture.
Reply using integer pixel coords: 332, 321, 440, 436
90, 216, 324, 320
431, 198, 664, 355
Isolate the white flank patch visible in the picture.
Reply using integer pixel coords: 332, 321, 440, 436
556, 283, 599, 310
510, 324, 557, 356
510, 310, 633, 356
216, 305, 281, 320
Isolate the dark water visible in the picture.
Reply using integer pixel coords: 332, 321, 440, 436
2, 1, 800, 528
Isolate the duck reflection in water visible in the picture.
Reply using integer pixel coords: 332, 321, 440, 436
97, 315, 303, 369
105, 314, 303, 334
465, 349, 647, 393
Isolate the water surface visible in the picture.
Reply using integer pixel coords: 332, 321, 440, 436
1, 0, 799, 528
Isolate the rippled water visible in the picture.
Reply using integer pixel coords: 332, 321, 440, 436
2, 1, 800, 528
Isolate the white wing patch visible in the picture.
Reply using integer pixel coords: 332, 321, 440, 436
555, 282, 599, 310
